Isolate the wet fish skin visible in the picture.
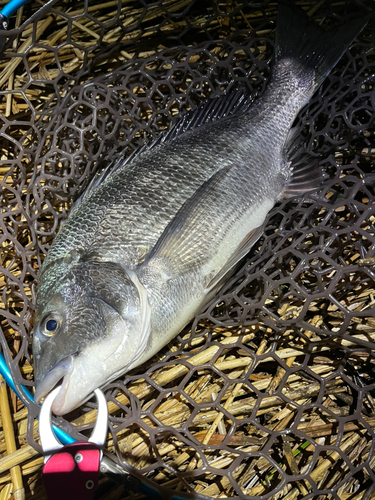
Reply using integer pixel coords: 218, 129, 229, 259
32, 5, 367, 415
33, 68, 302, 414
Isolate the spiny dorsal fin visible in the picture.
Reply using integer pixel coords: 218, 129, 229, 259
152, 88, 253, 148
72, 144, 149, 209
74, 88, 253, 207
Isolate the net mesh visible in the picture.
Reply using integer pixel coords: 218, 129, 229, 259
0, 0, 374, 498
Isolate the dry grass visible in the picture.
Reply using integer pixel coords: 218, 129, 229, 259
0, 0, 374, 499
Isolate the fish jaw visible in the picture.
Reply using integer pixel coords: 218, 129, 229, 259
34, 356, 73, 413
34, 351, 108, 415
34, 342, 138, 415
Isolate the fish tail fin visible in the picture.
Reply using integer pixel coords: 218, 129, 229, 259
275, 3, 368, 92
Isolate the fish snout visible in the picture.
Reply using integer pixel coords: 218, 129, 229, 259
34, 355, 73, 414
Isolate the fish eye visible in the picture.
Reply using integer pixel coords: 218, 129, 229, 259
41, 313, 62, 337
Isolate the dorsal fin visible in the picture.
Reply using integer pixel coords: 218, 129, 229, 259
152, 88, 253, 148
72, 154, 125, 209
73, 88, 253, 208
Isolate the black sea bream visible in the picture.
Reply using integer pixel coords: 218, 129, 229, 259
32, 5, 367, 415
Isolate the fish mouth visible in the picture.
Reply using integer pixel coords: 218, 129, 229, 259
34, 356, 73, 415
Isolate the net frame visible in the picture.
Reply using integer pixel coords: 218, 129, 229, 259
0, 0, 374, 498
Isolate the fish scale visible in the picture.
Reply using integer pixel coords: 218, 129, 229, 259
32, 4, 368, 415
43, 68, 298, 280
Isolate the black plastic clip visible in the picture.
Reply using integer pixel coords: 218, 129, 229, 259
0, 12, 9, 30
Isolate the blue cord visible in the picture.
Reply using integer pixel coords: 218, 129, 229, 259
0, 352, 75, 444
139, 483, 191, 500
0, 0, 209, 492
0, 352, 195, 500
0, 0, 30, 22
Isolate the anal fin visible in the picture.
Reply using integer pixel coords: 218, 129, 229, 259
282, 127, 325, 199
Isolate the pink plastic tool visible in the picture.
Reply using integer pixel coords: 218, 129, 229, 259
39, 387, 108, 500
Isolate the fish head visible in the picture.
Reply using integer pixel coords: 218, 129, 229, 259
33, 259, 150, 415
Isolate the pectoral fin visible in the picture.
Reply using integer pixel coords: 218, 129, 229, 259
144, 166, 232, 277
145, 178, 265, 294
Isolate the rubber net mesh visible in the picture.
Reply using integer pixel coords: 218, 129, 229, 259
0, 0, 374, 498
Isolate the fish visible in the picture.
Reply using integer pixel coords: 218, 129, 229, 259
32, 4, 367, 415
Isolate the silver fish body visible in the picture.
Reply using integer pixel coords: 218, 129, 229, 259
33, 5, 367, 414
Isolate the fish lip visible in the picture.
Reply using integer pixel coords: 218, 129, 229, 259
34, 355, 73, 413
